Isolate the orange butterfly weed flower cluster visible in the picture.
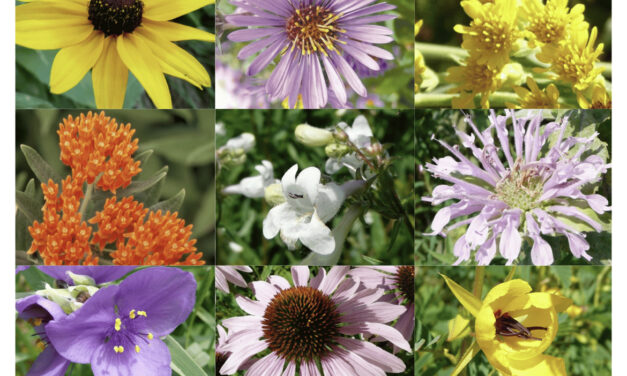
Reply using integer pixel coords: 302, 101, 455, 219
27, 111, 204, 266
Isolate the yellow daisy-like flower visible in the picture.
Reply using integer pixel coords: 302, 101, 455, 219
577, 84, 612, 109
537, 26, 604, 92
443, 275, 572, 376
454, 0, 520, 68
446, 56, 504, 108
519, 0, 588, 47
507, 77, 561, 109
16, 0, 215, 109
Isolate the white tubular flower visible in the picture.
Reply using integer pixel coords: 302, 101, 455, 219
219, 132, 256, 153
263, 164, 346, 255
295, 123, 334, 146
326, 115, 374, 176
222, 160, 279, 198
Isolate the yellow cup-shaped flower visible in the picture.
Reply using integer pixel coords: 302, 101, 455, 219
443, 276, 572, 376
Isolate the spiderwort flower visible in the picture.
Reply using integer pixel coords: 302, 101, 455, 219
218, 266, 410, 375
263, 165, 347, 255
424, 110, 610, 265
223, 161, 280, 198
442, 275, 572, 376
216, 266, 253, 293
46, 267, 196, 376
225, 0, 396, 109
16, 295, 69, 376
16, 0, 214, 109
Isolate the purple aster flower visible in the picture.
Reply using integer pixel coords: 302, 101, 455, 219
226, 0, 396, 109
424, 110, 611, 265
349, 266, 415, 351
216, 265, 253, 293
16, 295, 69, 376
218, 266, 410, 375
345, 53, 391, 78
37, 266, 136, 285
45, 267, 196, 376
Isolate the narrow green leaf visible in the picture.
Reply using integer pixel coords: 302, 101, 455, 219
150, 189, 185, 213
451, 340, 481, 376
16, 190, 42, 223
115, 168, 168, 197
20, 145, 62, 184
134, 149, 154, 167
164, 335, 208, 376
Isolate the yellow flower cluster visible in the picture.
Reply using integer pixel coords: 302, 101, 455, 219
447, 0, 609, 109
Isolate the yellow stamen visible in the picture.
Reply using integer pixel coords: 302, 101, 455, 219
114, 318, 122, 331
114, 345, 125, 353
135, 345, 141, 353
147, 332, 154, 340
129, 309, 136, 319
137, 311, 147, 317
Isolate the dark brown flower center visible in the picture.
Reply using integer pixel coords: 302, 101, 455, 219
262, 286, 340, 362
396, 266, 415, 303
88, 0, 144, 36
494, 310, 547, 341
285, 5, 345, 55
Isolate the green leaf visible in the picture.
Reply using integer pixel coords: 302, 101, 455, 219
164, 335, 208, 376
114, 168, 168, 197
451, 340, 481, 376
16, 190, 42, 223
134, 149, 154, 167
20, 145, 62, 184
149, 189, 185, 213
16, 92, 54, 108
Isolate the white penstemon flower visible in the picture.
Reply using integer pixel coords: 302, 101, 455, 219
325, 115, 374, 176
222, 160, 279, 198
263, 164, 346, 255
218, 132, 255, 153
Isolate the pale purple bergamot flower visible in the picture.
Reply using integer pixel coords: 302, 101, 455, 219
424, 110, 610, 265
218, 266, 411, 375
226, 0, 396, 109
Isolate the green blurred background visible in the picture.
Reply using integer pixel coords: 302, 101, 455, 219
414, 109, 611, 265
415, 266, 611, 376
216, 109, 414, 265
15, 266, 215, 376
15, 1, 215, 109
15, 109, 216, 264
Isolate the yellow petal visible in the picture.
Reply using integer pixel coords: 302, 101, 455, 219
93, 37, 128, 109
16, 21, 93, 51
441, 274, 482, 317
508, 354, 567, 376
447, 314, 471, 341
50, 31, 104, 94
451, 340, 481, 376
143, 0, 213, 22
116, 33, 172, 109
483, 279, 532, 307
16, 1, 86, 21
142, 19, 215, 42
134, 27, 211, 88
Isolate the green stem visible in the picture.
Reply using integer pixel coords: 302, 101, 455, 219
472, 266, 485, 299
415, 42, 467, 62
79, 183, 94, 218
415, 92, 519, 108
593, 266, 610, 308
301, 205, 363, 265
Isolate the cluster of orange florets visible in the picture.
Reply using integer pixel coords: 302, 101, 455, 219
28, 177, 97, 265
58, 111, 141, 193
27, 112, 204, 266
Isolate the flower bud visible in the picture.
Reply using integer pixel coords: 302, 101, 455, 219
264, 183, 286, 206
333, 129, 349, 142
295, 123, 334, 146
325, 143, 351, 158
67, 271, 96, 286
364, 142, 383, 156
36, 284, 82, 314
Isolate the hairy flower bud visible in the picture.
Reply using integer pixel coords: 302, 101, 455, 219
264, 183, 286, 206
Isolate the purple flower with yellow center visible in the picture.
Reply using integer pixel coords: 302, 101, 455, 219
226, 0, 396, 109
424, 110, 610, 265
16, 295, 69, 376
45, 267, 196, 376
